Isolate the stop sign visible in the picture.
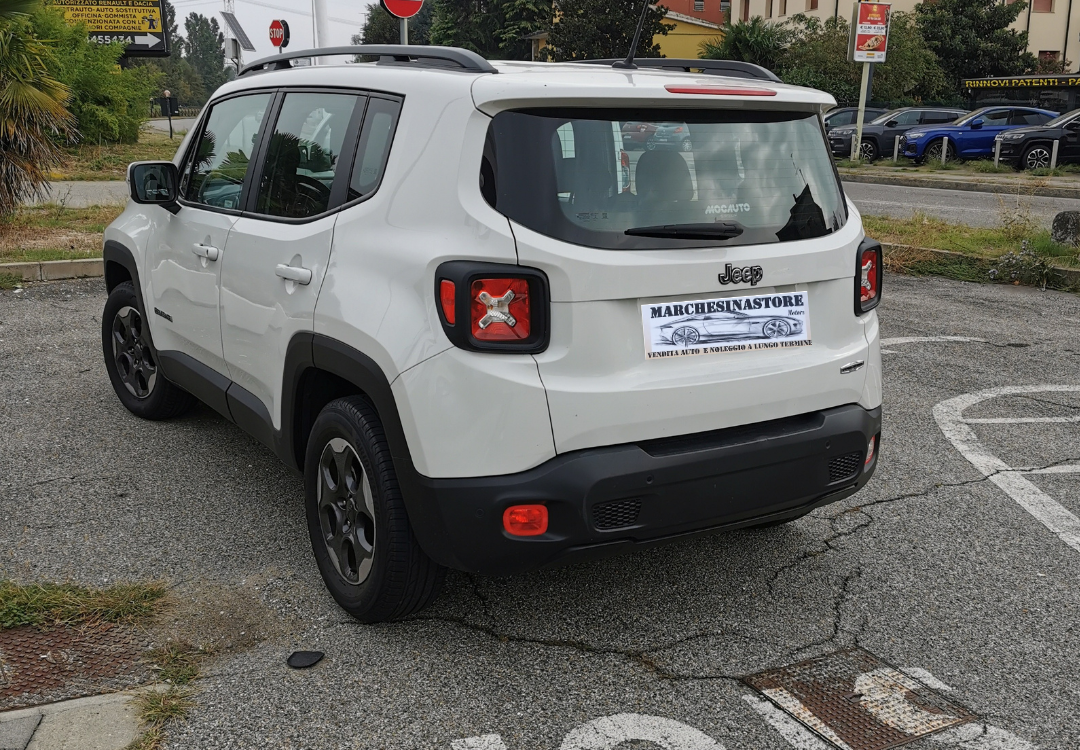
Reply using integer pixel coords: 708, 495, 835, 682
381, 0, 424, 19
269, 19, 290, 48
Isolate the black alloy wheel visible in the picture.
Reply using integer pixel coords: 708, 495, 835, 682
111, 305, 157, 400
1023, 144, 1052, 170
859, 139, 878, 162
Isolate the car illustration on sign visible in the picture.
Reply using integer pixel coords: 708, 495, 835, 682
659, 311, 804, 346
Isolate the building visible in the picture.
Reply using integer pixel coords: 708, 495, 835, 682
742, 0, 1079, 72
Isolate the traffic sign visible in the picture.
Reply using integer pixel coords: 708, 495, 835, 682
52, 0, 170, 58
270, 19, 291, 49
381, 0, 424, 19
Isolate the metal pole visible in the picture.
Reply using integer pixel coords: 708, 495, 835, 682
312, 0, 329, 62
1052, 139, 1060, 169
400, 17, 408, 44
941, 137, 948, 166
852, 62, 871, 162
994, 139, 1001, 168
893, 135, 900, 162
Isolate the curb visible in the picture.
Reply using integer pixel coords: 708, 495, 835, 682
0, 258, 103, 282
840, 171, 1080, 199
881, 242, 1080, 287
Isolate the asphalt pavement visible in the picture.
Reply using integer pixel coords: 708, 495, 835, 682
843, 180, 1080, 228
0, 276, 1078, 749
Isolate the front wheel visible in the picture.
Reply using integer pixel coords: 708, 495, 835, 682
101, 281, 194, 420
671, 326, 700, 346
305, 396, 444, 623
924, 138, 955, 164
859, 139, 878, 162
762, 319, 791, 339
1023, 144, 1052, 170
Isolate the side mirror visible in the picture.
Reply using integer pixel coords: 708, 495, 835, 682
970, 119, 984, 129
128, 162, 179, 212
1067, 120, 1080, 131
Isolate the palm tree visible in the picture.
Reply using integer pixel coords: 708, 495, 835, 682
699, 16, 794, 75
0, 0, 75, 216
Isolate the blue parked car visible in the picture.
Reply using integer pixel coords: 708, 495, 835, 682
900, 107, 1059, 163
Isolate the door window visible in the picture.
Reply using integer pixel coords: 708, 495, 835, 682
348, 98, 402, 202
981, 109, 1011, 126
920, 111, 955, 125
888, 110, 921, 126
182, 93, 272, 211
826, 111, 853, 127
254, 93, 362, 219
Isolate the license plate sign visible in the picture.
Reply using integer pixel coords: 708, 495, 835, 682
642, 292, 811, 359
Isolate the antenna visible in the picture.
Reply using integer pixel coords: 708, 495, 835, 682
612, 0, 652, 70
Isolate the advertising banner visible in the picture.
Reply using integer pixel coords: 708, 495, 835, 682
849, 2, 890, 63
52, 0, 170, 57
641, 292, 812, 360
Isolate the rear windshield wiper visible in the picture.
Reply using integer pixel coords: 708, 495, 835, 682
624, 222, 745, 240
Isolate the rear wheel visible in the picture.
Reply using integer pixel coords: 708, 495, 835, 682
681, 137, 693, 152
1023, 144, 1052, 170
923, 138, 955, 164
305, 395, 444, 623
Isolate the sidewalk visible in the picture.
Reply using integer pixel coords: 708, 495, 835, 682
0, 692, 145, 750
838, 165, 1080, 198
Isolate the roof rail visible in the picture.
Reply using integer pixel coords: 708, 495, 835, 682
573, 58, 781, 83
239, 45, 498, 77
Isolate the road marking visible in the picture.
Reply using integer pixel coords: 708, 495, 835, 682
899, 667, 953, 692
934, 385, 1080, 554
558, 714, 724, 750
931, 722, 1037, 750
880, 336, 984, 347
964, 417, 1080, 424
758, 688, 853, 750
742, 695, 831, 750
453, 736, 509, 750
855, 668, 959, 734
1027, 463, 1080, 474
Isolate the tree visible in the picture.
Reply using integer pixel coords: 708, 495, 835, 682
356, 2, 433, 45
137, 1, 207, 107
429, 0, 507, 57
780, 14, 948, 106
0, 0, 74, 215
916, 0, 1036, 89
700, 16, 793, 73
545, 0, 673, 61
184, 13, 228, 95
498, 0, 552, 59
32, 6, 160, 143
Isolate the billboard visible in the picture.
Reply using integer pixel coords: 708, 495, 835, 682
849, 2, 890, 63
51, 0, 170, 58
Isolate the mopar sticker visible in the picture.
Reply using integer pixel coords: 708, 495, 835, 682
641, 292, 811, 359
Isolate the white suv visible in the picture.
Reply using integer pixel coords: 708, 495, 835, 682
104, 46, 883, 622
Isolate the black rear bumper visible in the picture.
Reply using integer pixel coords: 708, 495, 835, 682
398, 404, 881, 576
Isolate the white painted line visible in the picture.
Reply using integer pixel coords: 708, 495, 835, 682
899, 667, 954, 692
880, 336, 985, 347
931, 722, 1037, 749
1026, 464, 1080, 474
934, 385, 1080, 555
452, 735, 509, 750
558, 714, 724, 750
741, 695, 831, 750
759, 688, 853, 750
963, 417, 1080, 424
855, 668, 959, 734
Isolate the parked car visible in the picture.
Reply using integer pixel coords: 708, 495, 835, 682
105, 46, 883, 622
621, 121, 657, 150
646, 121, 693, 151
993, 108, 1080, 170
823, 106, 888, 132
829, 107, 968, 161
899, 106, 1058, 163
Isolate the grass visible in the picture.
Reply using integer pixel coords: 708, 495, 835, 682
125, 688, 196, 750
0, 272, 20, 290
0, 580, 167, 630
0, 203, 124, 263
57, 129, 183, 181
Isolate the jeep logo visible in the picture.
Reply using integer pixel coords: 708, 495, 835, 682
718, 263, 764, 286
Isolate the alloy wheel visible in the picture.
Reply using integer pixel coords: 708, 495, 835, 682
762, 319, 791, 338
860, 141, 877, 162
111, 306, 157, 399
672, 326, 700, 346
1025, 146, 1051, 170
318, 437, 376, 585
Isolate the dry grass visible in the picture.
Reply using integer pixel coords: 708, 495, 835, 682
0, 203, 123, 263
125, 688, 196, 750
58, 129, 182, 181
0, 580, 168, 630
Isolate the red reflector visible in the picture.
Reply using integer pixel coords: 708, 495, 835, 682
471, 278, 531, 341
865, 436, 876, 465
439, 280, 456, 325
665, 85, 777, 96
503, 504, 548, 536
860, 249, 879, 305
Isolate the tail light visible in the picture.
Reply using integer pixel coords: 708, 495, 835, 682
620, 150, 631, 193
435, 261, 550, 353
855, 238, 883, 315
674, 126, 684, 133
865, 435, 877, 467
503, 504, 548, 536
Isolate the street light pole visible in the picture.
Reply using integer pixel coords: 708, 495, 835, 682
312, 0, 329, 62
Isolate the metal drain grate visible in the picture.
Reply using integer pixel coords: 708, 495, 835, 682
744, 648, 975, 750
0, 623, 151, 711
593, 499, 642, 530
829, 452, 862, 483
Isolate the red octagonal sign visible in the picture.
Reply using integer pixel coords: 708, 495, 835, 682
269, 19, 290, 48
381, 0, 424, 19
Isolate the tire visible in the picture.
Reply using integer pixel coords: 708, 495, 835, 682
645, 140, 657, 151
1022, 144, 1052, 170
924, 138, 955, 164
671, 326, 700, 346
859, 139, 878, 162
305, 395, 445, 623
102, 281, 195, 420
762, 319, 791, 339
681, 138, 693, 152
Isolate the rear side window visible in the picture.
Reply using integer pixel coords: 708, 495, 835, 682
483, 108, 846, 250
920, 111, 954, 125
826, 110, 853, 127
348, 98, 401, 202
182, 93, 272, 210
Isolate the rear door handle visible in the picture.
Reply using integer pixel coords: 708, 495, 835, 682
192, 243, 220, 261
275, 264, 312, 285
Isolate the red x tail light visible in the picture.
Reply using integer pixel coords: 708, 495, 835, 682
435, 262, 549, 353
855, 239, 883, 315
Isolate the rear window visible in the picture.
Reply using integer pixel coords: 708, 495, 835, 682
482, 108, 846, 250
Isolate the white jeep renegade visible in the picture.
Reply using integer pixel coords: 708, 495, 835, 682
104, 46, 882, 623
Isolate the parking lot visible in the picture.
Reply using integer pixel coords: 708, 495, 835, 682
0, 274, 1077, 749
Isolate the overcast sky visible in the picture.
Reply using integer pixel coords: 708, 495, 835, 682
170, 0, 376, 61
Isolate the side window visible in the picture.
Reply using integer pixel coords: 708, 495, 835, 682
920, 111, 953, 125
254, 92, 362, 219
183, 93, 272, 210
891, 111, 921, 126
983, 109, 1011, 125
348, 98, 402, 202
828, 111, 853, 127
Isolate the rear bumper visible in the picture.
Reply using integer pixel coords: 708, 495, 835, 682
399, 404, 881, 575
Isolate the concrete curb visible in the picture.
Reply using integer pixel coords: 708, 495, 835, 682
0, 259, 103, 282
840, 171, 1080, 199
881, 242, 1080, 287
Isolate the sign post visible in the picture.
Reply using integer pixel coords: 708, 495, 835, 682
380, 0, 425, 45
52, 0, 170, 58
269, 19, 290, 53
848, 2, 890, 162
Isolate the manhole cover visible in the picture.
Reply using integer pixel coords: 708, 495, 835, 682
743, 648, 975, 750
0, 623, 151, 711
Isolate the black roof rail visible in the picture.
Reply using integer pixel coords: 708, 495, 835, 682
239, 45, 498, 77
573, 58, 781, 83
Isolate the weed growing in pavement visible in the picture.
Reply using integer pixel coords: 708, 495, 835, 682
0, 273, 20, 290
0, 580, 167, 629
988, 242, 1062, 290
997, 192, 1038, 241
126, 688, 197, 750
967, 159, 1015, 174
